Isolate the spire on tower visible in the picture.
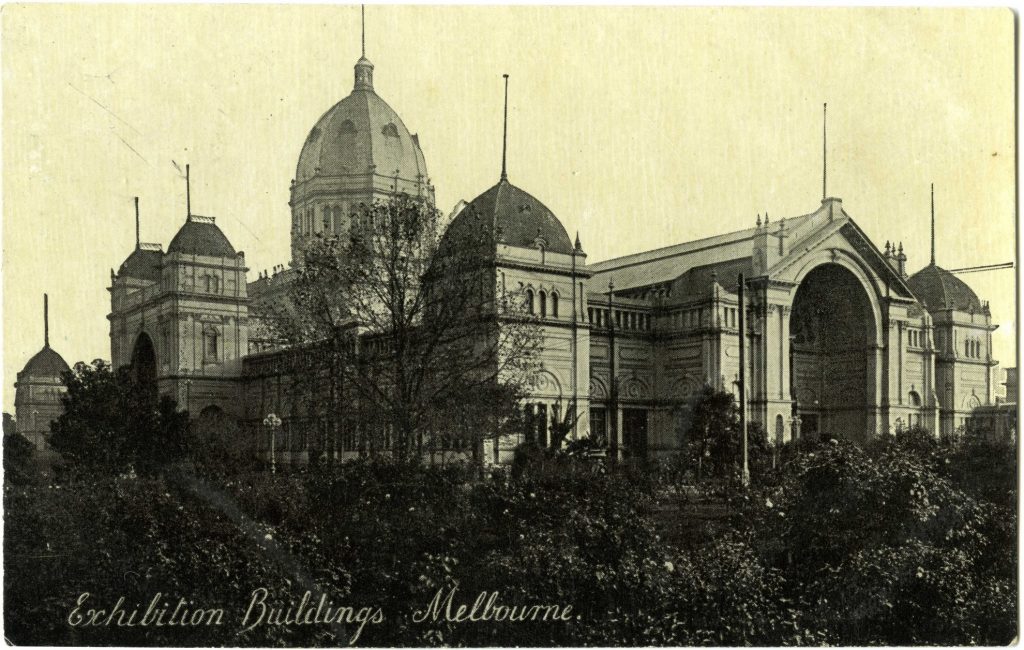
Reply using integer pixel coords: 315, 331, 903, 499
186, 164, 191, 222
134, 196, 140, 249
43, 293, 49, 348
822, 102, 828, 200
353, 5, 374, 91
930, 182, 936, 266
501, 74, 510, 182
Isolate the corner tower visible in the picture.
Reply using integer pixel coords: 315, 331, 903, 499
289, 15, 434, 264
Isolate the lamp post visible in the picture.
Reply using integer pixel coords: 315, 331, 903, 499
263, 413, 281, 475
737, 272, 749, 488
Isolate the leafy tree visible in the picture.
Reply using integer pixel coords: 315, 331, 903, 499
48, 359, 188, 476
264, 194, 540, 463
685, 386, 769, 482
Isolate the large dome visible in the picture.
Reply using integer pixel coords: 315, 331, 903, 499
441, 179, 574, 255
294, 58, 427, 185
907, 263, 983, 312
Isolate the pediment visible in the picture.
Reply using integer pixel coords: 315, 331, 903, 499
768, 216, 916, 300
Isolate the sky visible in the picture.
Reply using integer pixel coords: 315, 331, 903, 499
2, 5, 1016, 412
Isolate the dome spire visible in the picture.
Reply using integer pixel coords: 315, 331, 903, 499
501, 74, 509, 182
43, 293, 49, 348
134, 196, 140, 250
354, 5, 374, 91
930, 182, 936, 266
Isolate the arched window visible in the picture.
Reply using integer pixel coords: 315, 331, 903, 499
340, 119, 357, 134
525, 289, 535, 315
539, 291, 547, 317
381, 123, 399, 138
323, 205, 332, 232
551, 293, 559, 318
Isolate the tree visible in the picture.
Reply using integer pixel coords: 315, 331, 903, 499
265, 194, 540, 463
3, 431, 37, 486
48, 359, 188, 476
684, 386, 769, 482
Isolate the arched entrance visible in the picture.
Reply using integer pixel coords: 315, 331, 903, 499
130, 332, 157, 390
789, 263, 877, 442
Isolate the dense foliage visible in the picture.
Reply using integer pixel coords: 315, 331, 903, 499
48, 359, 188, 476
5, 408, 1016, 645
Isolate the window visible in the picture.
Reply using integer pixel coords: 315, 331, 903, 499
551, 294, 559, 318
381, 123, 399, 137
340, 119, 357, 134
526, 289, 535, 314
323, 206, 331, 231
204, 328, 219, 363
540, 291, 547, 317
590, 408, 607, 441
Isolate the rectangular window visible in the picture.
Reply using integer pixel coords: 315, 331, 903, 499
205, 332, 218, 362
590, 408, 607, 441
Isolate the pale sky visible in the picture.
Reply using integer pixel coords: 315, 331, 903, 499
2, 5, 1016, 412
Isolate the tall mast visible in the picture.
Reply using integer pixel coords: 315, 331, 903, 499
930, 183, 936, 266
822, 103, 828, 200
501, 74, 509, 182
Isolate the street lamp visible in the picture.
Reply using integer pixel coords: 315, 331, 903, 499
263, 413, 282, 475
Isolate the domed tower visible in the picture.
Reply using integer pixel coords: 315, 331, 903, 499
14, 294, 70, 454
289, 20, 434, 264
906, 185, 997, 436
108, 193, 249, 418
438, 75, 590, 463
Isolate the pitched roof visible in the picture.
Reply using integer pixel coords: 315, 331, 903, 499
589, 213, 817, 292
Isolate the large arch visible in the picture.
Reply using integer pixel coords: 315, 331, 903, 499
130, 331, 158, 390
789, 263, 879, 442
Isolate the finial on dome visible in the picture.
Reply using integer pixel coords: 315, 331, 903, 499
501, 74, 510, 182
354, 5, 374, 91
134, 196, 140, 250
575, 231, 582, 251
930, 182, 936, 266
756, 213, 761, 229
43, 293, 49, 348
185, 164, 191, 222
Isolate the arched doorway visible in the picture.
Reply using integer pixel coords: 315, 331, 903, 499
130, 332, 157, 390
789, 263, 877, 441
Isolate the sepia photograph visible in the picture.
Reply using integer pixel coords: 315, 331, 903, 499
2, 4, 1017, 646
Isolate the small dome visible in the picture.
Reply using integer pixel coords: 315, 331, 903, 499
907, 264, 983, 312
441, 179, 574, 255
117, 248, 162, 281
294, 60, 428, 185
19, 346, 70, 378
167, 219, 236, 258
